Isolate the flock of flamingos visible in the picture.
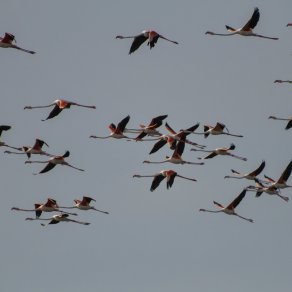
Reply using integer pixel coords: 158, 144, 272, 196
1, 7, 292, 226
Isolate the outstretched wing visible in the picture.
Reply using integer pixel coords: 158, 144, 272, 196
148, 115, 168, 128
286, 120, 292, 130
242, 7, 260, 30
149, 139, 167, 154
150, 174, 165, 192
43, 105, 63, 121
0, 125, 11, 137
227, 189, 247, 210
248, 160, 265, 177
204, 152, 218, 159
39, 162, 56, 174
129, 34, 148, 54
166, 173, 177, 189
117, 115, 130, 132
278, 160, 292, 183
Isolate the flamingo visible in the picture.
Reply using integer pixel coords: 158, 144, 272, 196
25, 150, 84, 174
287, 23, 292, 27
205, 7, 278, 40
263, 160, 292, 189
0, 32, 35, 54
128, 115, 168, 140
148, 122, 205, 154
143, 136, 204, 165
246, 179, 289, 202
4, 138, 52, 158
90, 115, 132, 140
25, 214, 90, 226
24, 99, 96, 121
274, 80, 292, 84
133, 169, 197, 192
11, 198, 77, 218
224, 160, 265, 180
0, 125, 21, 151
59, 196, 109, 214
199, 189, 254, 223
191, 143, 247, 161
194, 122, 243, 138
116, 30, 178, 54
269, 116, 292, 130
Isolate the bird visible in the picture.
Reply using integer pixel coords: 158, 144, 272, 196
263, 160, 292, 189
268, 116, 292, 130
116, 30, 178, 54
0, 32, 36, 54
287, 23, 292, 27
199, 189, 254, 223
25, 213, 90, 226
59, 196, 109, 214
149, 122, 205, 155
133, 169, 197, 191
0, 125, 21, 151
129, 114, 168, 140
24, 99, 96, 121
11, 198, 77, 218
24, 150, 84, 174
143, 136, 204, 165
191, 143, 247, 161
194, 122, 243, 138
4, 138, 52, 158
274, 80, 292, 84
205, 7, 278, 40
224, 160, 265, 180
246, 179, 289, 202
90, 115, 132, 139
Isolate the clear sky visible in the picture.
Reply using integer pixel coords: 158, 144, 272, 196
1, 1, 291, 291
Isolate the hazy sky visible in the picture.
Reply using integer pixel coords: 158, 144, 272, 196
1, 1, 291, 291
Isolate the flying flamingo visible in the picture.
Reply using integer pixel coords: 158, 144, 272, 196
143, 137, 204, 165
59, 196, 109, 214
194, 122, 243, 138
133, 169, 197, 192
149, 122, 205, 154
263, 160, 292, 189
25, 150, 84, 174
128, 115, 168, 140
191, 143, 247, 161
287, 23, 292, 27
4, 138, 52, 158
0, 32, 35, 54
246, 179, 289, 202
116, 30, 178, 54
0, 125, 22, 151
11, 198, 77, 218
274, 80, 292, 84
205, 7, 278, 40
25, 214, 90, 226
268, 115, 292, 130
199, 189, 254, 223
90, 115, 132, 140
24, 99, 96, 121
224, 160, 265, 180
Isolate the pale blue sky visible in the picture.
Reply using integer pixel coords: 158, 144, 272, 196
1, 1, 291, 291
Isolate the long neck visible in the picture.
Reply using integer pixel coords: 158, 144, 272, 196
206, 31, 238, 36
89, 135, 111, 139
24, 103, 54, 109
224, 175, 243, 179
11, 207, 35, 212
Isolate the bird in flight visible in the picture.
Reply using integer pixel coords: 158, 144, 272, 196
25, 214, 90, 226
25, 150, 84, 174
24, 99, 96, 121
205, 7, 278, 40
199, 189, 254, 223
133, 169, 197, 191
269, 115, 292, 130
0, 32, 36, 54
116, 30, 178, 54
59, 196, 109, 214
224, 161, 265, 181
5, 138, 52, 158
191, 143, 247, 161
